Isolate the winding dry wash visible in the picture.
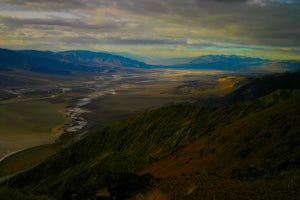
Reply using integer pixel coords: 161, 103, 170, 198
0, 68, 235, 159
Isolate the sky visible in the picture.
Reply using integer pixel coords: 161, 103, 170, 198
0, 0, 299, 62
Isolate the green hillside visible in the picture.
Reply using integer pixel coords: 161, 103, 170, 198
2, 72, 300, 199
139, 92, 300, 200
142, 93, 300, 178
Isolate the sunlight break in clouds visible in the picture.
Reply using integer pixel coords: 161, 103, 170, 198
247, 0, 297, 6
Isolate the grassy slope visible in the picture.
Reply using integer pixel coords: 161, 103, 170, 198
0, 100, 65, 133
141, 92, 300, 178
0, 100, 67, 158
224, 71, 300, 103
0, 144, 60, 177
0, 187, 54, 200
136, 92, 300, 200
5, 88, 298, 198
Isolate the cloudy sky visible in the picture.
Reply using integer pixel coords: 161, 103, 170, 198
0, 0, 299, 62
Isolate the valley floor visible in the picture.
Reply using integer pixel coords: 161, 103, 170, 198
0, 69, 238, 177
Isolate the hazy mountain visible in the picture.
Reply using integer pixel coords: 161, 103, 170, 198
171, 55, 270, 70
0, 49, 149, 76
20, 50, 148, 69
157, 57, 196, 65
0, 49, 80, 75
109, 52, 149, 63
1, 49, 300, 75
111, 52, 195, 65
3, 71, 300, 199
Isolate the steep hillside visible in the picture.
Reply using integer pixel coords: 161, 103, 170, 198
199, 70, 300, 107
5, 92, 299, 199
141, 93, 300, 178
137, 92, 300, 199
224, 71, 300, 103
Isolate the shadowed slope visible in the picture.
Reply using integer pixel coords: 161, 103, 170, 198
135, 92, 300, 200
225, 71, 300, 103
141, 93, 300, 178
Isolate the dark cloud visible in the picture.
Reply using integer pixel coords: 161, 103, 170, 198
105, 37, 186, 45
62, 36, 186, 46
61, 36, 102, 44
201, 0, 248, 4
0, 15, 124, 32
3, 0, 299, 12
2, 0, 89, 10
212, 0, 247, 2
1, 0, 235, 16
232, 4, 300, 46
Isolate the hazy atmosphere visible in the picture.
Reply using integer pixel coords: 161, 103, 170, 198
0, 1, 300, 199
1, 0, 300, 62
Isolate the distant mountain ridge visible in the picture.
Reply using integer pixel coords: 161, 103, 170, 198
19, 50, 148, 68
173, 55, 269, 70
0, 49, 79, 75
0, 49, 148, 75
1, 48, 300, 75
165, 55, 300, 72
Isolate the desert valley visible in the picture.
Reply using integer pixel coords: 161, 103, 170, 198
0, 0, 299, 199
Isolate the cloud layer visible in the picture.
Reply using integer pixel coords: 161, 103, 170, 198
0, 0, 299, 60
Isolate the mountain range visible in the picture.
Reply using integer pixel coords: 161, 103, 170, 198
0, 49, 148, 75
2, 71, 300, 199
1, 49, 300, 76
173, 55, 269, 70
